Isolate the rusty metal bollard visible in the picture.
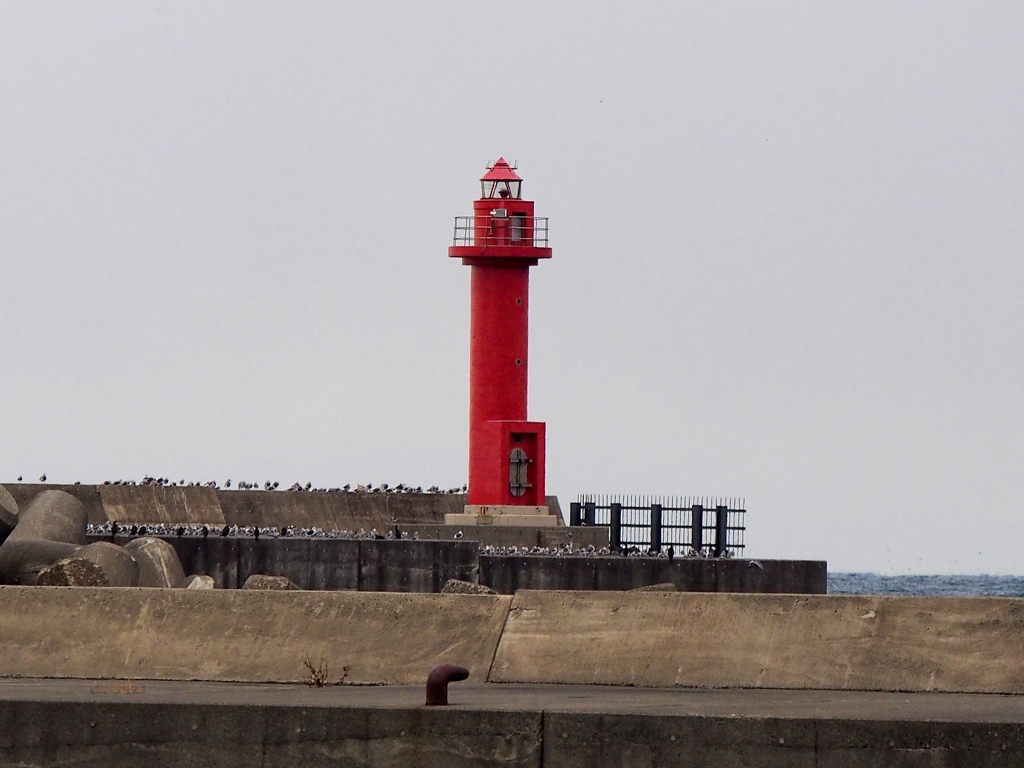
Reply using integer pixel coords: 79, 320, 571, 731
425, 664, 470, 706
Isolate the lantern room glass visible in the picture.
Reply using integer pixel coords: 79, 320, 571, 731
481, 180, 521, 199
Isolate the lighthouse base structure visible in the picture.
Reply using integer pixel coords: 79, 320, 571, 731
445, 505, 559, 527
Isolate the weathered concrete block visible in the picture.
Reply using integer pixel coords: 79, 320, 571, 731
182, 574, 215, 589
125, 537, 187, 588
0, 490, 88, 584
0, 485, 17, 545
244, 574, 300, 590
441, 579, 496, 595
77, 542, 139, 587
36, 557, 109, 586
630, 582, 677, 592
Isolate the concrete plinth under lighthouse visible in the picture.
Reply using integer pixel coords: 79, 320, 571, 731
446, 159, 556, 526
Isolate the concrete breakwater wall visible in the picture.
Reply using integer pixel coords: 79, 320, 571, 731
1, 588, 1024, 695
0, 684, 1020, 768
83, 534, 826, 594
3, 484, 563, 529
480, 553, 825, 594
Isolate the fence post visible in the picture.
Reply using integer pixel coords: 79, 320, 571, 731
584, 501, 595, 527
714, 505, 728, 557
650, 503, 662, 553
691, 504, 703, 552
609, 503, 622, 552
570, 502, 581, 527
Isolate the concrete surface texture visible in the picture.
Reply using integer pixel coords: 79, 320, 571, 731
490, 591, 1024, 694
35, 557, 109, 586
243, 574, 300, 590
101, 485, 225, 525
0, 586, 511, 684
0, 679, 1020, 768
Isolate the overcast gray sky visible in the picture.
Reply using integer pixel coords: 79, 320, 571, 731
1, 2, 1021, 574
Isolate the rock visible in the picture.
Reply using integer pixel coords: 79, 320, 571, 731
0, 490, 87, 584
125, 537, 186, 588
181, 574, 215, 590
0, 485, 17, 546
36, 558, 110, 587
243, 574, 300, 590
77, 542, 139, 587
440, 579, 496, 595
630, 582, 678, 592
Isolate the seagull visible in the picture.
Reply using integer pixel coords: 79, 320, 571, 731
747, 560, 764, 570
454, 530, 463, 539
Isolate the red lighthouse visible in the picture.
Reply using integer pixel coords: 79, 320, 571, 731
447, 159, 556, 525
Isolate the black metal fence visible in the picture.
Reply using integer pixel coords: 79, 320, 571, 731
570, 495, 746, 556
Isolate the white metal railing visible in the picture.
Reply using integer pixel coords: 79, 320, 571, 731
452, 216, 549, 248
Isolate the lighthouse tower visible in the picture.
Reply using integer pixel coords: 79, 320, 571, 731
446, 159, 557, 527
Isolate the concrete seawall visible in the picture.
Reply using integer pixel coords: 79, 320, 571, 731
491, 590, 1024, 694
480, 555, 825, 593
81, 534, 825, 593
1, 587, 1023, 695
0, 587, 510, 684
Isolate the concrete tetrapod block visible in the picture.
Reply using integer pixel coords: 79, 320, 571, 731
0, 587, 513, 683
36, 558, 109, 586
182, 574, 215, 589
125, 537, 187, 588
0, 485, 17, 545
77, 542, 140, 587
441, 579, 497, 595
243, 574, 300, 590
0, 490, 88, 584
489, 591, 1024, 694
3, 484, 106, 524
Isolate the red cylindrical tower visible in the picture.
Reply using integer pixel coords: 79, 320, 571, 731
449, 159, 551, 514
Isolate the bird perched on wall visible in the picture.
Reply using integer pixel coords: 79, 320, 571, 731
16, 476, 22, 482
39, 474, 46, 482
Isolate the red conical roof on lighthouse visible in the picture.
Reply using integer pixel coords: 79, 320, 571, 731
481, 158, 521, 181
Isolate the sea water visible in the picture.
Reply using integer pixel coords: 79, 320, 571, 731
828, 573, 1024, 597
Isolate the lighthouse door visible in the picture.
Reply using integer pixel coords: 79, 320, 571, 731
509, 448, 532, 497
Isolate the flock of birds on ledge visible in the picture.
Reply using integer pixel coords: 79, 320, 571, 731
13, 475, 467, 494
80, 521, 736, 560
